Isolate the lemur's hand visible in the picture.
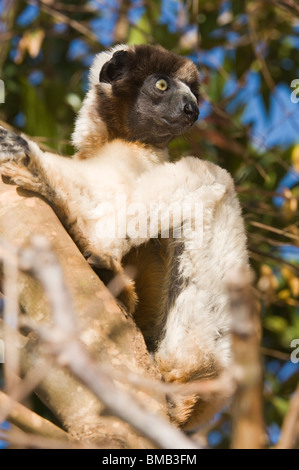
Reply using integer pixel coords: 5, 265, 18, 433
0, 126, 30, 163
0, 126, 44, 193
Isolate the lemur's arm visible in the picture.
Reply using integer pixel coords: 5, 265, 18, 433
0, 126, 137, 313
0, 126, 97, 253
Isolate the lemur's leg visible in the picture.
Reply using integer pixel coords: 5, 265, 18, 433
128, 156, 249, 428
0, 126, 137, 314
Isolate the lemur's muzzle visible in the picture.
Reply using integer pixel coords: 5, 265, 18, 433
183, 101, 199, 122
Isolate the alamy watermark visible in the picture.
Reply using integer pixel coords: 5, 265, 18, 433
290, 79, 299, 103
0, 79, 4, 104
290, 339, 299, 364
92, 195, 204, 250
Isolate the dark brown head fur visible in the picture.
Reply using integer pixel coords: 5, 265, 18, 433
96, 45, 200, 147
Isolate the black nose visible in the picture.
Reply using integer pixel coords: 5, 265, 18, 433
183, 102, 199, 121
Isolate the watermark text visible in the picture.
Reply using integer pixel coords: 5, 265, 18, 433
291, 339, 299, 363
93, 195, 204, 249
0, 339, 4, 363
0, 80, 4, 104
290, 79, 299, 103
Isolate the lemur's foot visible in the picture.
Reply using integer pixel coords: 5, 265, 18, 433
0, 126, 29, 163
84, 249, 137, 315
0, 161, 43, 193
117, 279, 138, 317
84, 250, 122, 272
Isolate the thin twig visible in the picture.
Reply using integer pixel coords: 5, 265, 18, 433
226, 267, 266, 449
249, 245, 299, 275
261, 347, 291, 361
25, 0, 98, 43
0, 318, 53, 427
0, 427, 80, 449
276, 384, 299, 449
1, 241, 20, 392
0, 390, 69, 441
248, 221, 299, 242
264, 0, 299, 15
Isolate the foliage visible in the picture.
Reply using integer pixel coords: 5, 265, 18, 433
0, 0, 299, 448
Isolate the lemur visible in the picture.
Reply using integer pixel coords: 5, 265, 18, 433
0, 44, 249, 430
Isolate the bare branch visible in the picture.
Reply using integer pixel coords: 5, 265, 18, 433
226, 267, 266, 449
1, 240, 20, 392
25, 0, 98, 43
0, 390, 69, 441
276, 384, 299, 449
263, 0, 299, 15
0, 426, 77, 449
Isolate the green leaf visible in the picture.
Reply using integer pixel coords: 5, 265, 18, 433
20, 77, 58, 145
271, 396, 289, 417
128, 13, 152, 45
264, 316, 288, 333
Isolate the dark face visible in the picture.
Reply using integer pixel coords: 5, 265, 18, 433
97, 45, 200, 148
127, 73, 199, 147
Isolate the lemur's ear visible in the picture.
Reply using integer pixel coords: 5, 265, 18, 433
99, 50, 130, 84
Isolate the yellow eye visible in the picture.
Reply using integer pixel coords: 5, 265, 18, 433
155, 79, 168, 91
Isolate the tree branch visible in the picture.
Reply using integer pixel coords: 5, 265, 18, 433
0, 390, 69, 441
0, 178, 168, 448
276, 384, 299, 449
264, 0, 299, 15
226, 267, 266, 449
